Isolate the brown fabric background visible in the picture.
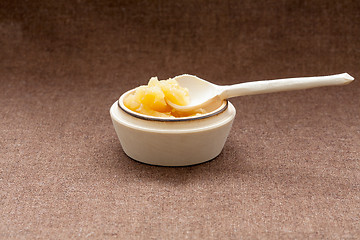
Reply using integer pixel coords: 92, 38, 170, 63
1, 0, 359, 239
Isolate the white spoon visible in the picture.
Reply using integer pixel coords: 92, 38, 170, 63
166, 73, 354, 112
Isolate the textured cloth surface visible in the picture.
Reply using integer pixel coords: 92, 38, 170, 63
1, 0, 359, 239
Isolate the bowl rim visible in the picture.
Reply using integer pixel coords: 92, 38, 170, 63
118, 89, 228, 122
110, 101, 236, 134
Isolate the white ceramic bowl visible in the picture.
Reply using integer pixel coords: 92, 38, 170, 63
110, 93, 236, 166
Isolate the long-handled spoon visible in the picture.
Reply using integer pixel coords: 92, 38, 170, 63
166, 73, 354, 112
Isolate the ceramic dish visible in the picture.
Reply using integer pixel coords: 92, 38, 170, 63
110, 97, 236, 166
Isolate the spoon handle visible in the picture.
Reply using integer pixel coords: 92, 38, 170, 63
220, 73, 354, 99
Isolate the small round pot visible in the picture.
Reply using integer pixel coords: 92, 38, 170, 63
110, 98, 236, 166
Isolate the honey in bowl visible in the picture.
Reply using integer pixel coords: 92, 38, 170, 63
123, 77, 206, 118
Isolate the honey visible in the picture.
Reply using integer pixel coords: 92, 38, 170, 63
124, 77, 205, 118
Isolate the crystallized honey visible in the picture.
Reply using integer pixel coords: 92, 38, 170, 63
124, 77, 205, 118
